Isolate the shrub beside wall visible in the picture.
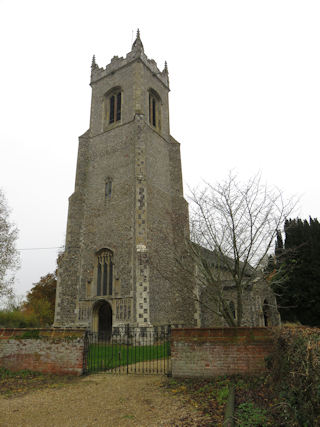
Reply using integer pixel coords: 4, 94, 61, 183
0, 329, 85, 376
269, 326, 320, 426
171, 328, 273, 377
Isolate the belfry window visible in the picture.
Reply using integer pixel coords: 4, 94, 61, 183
109, 96, 115, 123
150, 95, 156, 126
148, 89, 161, 130
104, 88, 122, 128
109, 92, 121, 124
116, 92, 121, 121
96, 249, 113, 296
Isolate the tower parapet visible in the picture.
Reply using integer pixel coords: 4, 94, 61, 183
90, 30, 169, 88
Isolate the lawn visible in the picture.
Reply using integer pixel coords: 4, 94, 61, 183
85, 342, 170, 373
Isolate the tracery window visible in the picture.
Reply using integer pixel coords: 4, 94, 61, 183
148, 89, 161, 130
96, 249, 113, 296
104, 88, 122, 128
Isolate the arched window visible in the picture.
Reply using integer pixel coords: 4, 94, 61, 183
104, 88, 122, 127
96, 249, 113, 296
148, 89, 161, 130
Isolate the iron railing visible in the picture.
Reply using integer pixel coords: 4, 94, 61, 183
83, 325, 171, 375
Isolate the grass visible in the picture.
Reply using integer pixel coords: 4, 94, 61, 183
0, 367, 41, 380
86, 342, 170, 372
235, 402, 268, 427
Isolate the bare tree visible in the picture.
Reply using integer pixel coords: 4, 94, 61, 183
0, 189, 19, 302
187, 172, 296, 326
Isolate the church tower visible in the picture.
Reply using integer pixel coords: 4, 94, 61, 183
54, 31, 191, 333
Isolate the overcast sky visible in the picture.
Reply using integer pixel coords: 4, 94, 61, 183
0, 0, 319, 298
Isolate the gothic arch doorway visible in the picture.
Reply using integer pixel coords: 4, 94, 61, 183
93, 300, 112, 339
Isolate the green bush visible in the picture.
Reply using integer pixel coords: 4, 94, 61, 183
269, 326, 320, 426
0, 310, 39, 328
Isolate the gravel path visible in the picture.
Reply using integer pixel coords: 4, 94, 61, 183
0, 374, 208, 426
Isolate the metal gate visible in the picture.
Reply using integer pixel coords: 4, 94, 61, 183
83, 325, 171, 375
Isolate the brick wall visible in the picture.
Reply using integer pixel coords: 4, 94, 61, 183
0, 329, 85, 376
171, 328, 273, 377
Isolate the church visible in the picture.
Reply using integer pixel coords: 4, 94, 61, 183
54, 31, 279, 334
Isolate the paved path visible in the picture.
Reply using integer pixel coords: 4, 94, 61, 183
0, 374, 208, 426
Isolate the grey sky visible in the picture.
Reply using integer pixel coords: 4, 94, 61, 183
0, 0, 319, 297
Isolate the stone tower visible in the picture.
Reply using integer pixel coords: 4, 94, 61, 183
54, 31, 191, 333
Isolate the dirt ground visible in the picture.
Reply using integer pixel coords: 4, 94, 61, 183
0, 374, 210, 427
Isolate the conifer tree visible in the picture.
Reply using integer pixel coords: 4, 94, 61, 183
273, 217, 320, 326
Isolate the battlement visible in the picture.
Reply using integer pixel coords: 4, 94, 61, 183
90, 30, 169, 88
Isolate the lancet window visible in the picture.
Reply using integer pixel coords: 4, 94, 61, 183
109, 92, 121, 123
96, 249, 113, 296
148, 89, 161, 130
105, 179, 112, 200
104, 87, 122, 128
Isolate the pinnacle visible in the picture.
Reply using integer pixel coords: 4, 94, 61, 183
132, 28, 144, 52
